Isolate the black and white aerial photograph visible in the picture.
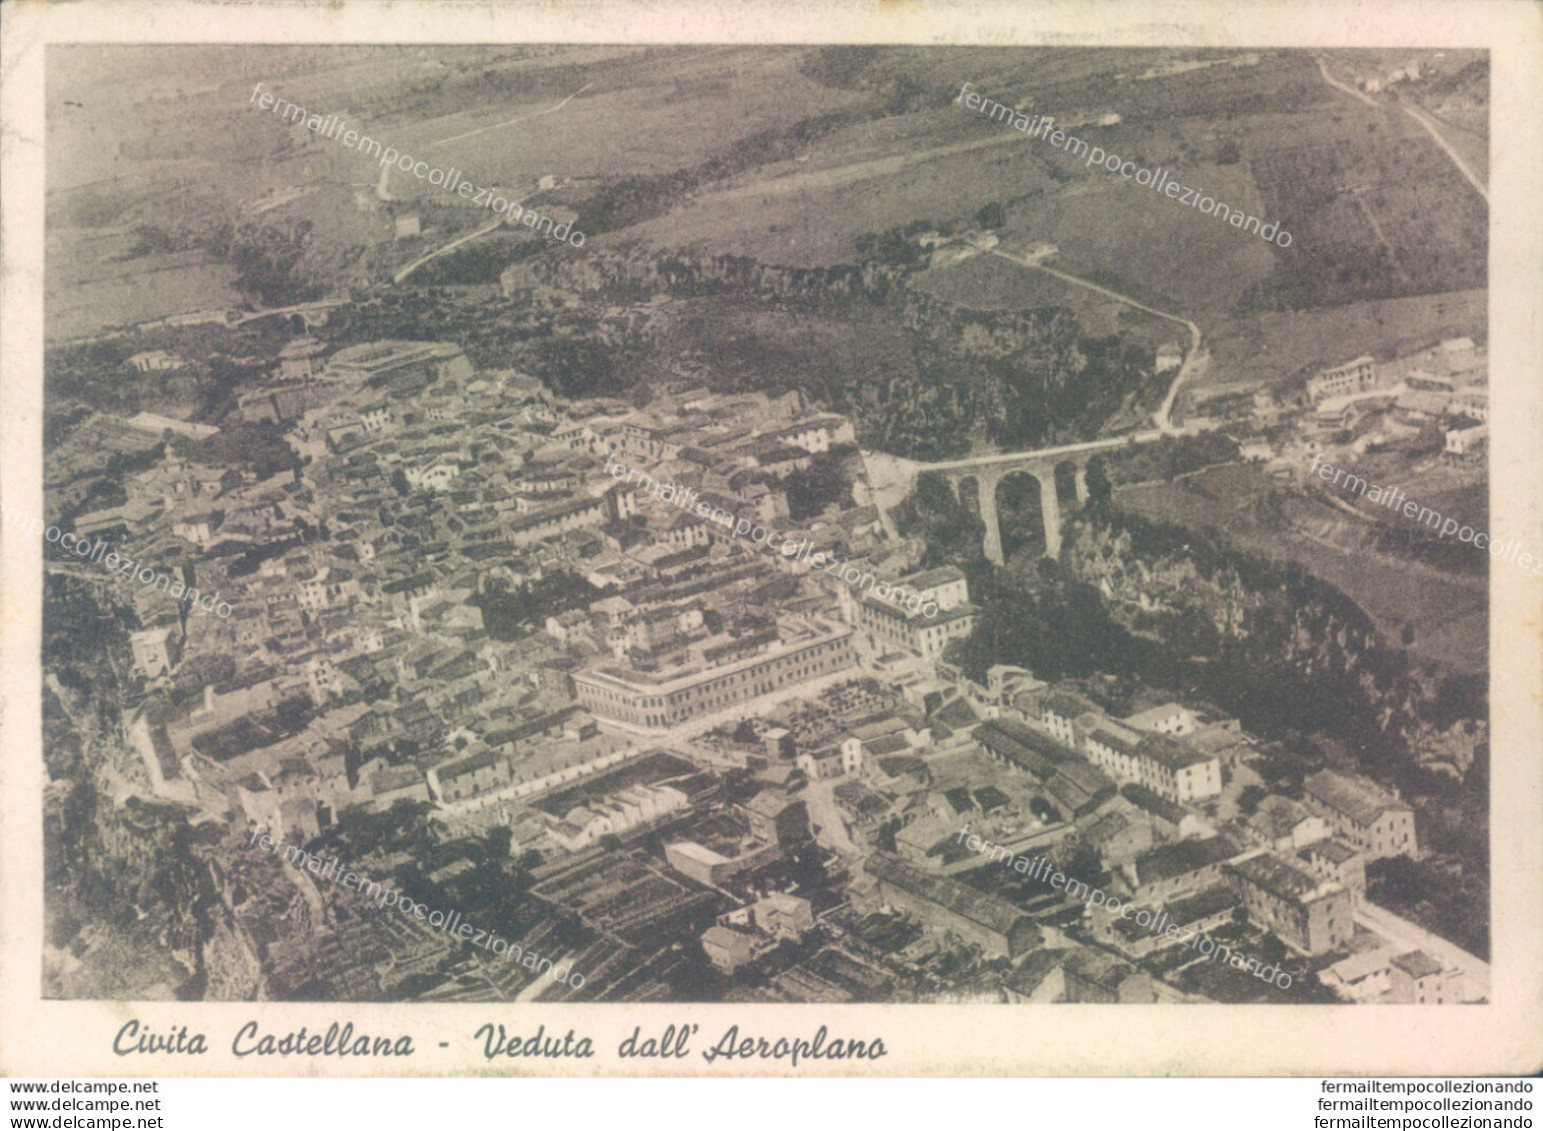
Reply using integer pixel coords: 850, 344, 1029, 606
32, 34, 1501, 1024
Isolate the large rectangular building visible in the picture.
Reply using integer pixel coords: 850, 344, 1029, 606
850, 565, 977, 662
1225, 852, 1353, 956
1132, 733, 1223, 803
1303, 770, 1418, 860
1306, 355, 1377, 403
575, 620, 855, 729
325, 340, 472, 391
864, 852, 1041, 961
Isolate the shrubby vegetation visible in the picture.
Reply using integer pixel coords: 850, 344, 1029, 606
779, 449, 856, 521
890, 472, 991, 590
331, 800, 442, 860
949, 557, 1134, 685
527, 337, 623, 400
1100, 430, 1241, 484
525, 244, 1160, 460
134, 217, 326, 306
171, 421, 300, 479
853, 220, 941, 268
475, 570, 604, 639
412, 237, 547, 287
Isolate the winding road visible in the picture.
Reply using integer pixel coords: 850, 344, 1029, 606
971, 240, 1206, 434
391, 212, 515, 285
1399, 101, 1489, 204
385, 80, 595, 285
1315, 54, 1488, 204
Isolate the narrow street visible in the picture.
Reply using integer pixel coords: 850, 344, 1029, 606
801, 774, 860, 858
969, 240, 1206, 434
1315, 54, 1488, 203
1355, 899, 1491, 1002
392, 214, 512, 285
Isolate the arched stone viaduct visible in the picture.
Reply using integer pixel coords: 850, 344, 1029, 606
889, 430, 1166, 566
936, 454, 1089, 564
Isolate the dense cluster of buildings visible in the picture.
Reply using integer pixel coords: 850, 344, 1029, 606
1182, 333, 1488, 490
833, 652, 1454, 1002
49, 328, 1004, 1000
62, 331, 960, 827
1302, 337, 1488, 464
48, 310, 1476, 1008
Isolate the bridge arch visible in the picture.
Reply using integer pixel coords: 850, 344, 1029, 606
887, 431, 1163, 567
937, 456, 1090, 565
956, 475, 982, 518
995, 469, 1053, 563
1053, 458, 1089, 508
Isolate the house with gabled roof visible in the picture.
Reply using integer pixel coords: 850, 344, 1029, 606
1125, 835, 1241, 903
1303, 770, 1418, 860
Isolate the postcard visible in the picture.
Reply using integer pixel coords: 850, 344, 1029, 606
2, 0, 1539, 1078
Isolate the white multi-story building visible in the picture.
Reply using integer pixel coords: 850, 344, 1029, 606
1122, 703, 1198, 737
1444, 423, 1487, 462
575, 619, 855, 729
1306, 356, 1377, 403
1133, 734, 1222, 803
1083, 720, 1221, 803
1082, 717, 1143, 781
848, 566, 978, 663
1303, 770, 1419, 860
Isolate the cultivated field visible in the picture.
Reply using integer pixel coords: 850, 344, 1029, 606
909, 254, 1177, 346
1200, 288, 1486, 399
47, 45, 1487, 339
